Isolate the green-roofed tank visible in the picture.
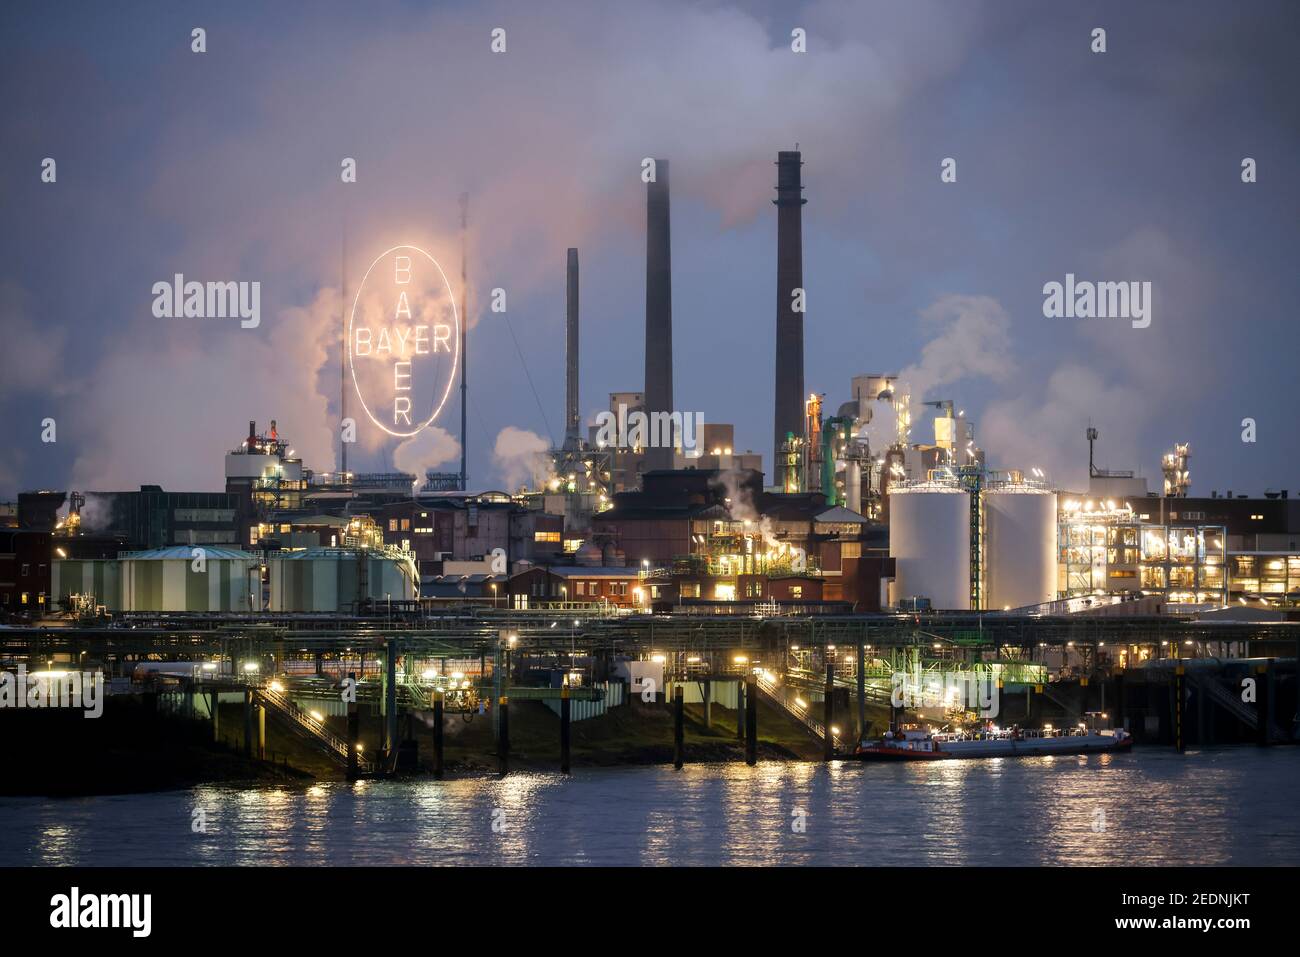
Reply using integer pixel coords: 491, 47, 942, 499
268, 547, 417, 613
117, 546, 260, 611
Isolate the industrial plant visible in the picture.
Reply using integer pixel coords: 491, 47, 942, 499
2, 147, 1297, 812
4, 147, 1299, 624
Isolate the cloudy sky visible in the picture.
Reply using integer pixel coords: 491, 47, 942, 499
2, 0, 1296, 499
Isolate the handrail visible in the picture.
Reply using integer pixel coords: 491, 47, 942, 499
755, 671, 839, 747
257, 684, 372, 773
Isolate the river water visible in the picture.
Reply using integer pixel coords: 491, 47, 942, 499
4, 748, 1298, 866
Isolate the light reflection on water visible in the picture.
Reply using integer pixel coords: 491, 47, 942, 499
3, 748, 1298, 866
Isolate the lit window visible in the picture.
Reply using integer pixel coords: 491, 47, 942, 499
388, 519, 398, 532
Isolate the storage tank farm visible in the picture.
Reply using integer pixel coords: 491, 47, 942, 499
888, 479, 972, 610
983, 481, 1059, 611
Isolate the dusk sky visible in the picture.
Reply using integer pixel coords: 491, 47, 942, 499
2, 0, 1297, 498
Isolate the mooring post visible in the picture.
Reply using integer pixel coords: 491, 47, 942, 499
673, 683, 684, 770
745, 674, 757, 766
257, 704, 266, 760
498, 696, 510, 775
384, 638, 398, 763
736, 677, 746, 741
432, 689, 444, 779
856, 639, 866, 743
1256, 660, 1272, 746
703, 679, 712, 729
346, 670, 360, 779
823, 662, 834, 761
561, 681, 572, 775
243, 688, 254, 759
1113, 669, 1125, 731
211, 690, 220, 742
1174, 665, 1185, 753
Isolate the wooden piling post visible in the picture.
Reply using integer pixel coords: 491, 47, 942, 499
257, 704, 266, 761
1256, 660, 1272, 746
498, 696, 510, 775
211, 690, 220, 742
736, 677, 746, 741
1112, 669, 1125, 731
432, 689, 444, 779
1174, 665, 1185, 753
703, 679, 712, 729
823, 663, 834, 761
243, 688, 254, 759
384, 638, 398, 762
856, 639, 866, 743
745, 674, 757, 766
561, 681, 573, 775
346, 671, 360, 779
673, 683, 684, 770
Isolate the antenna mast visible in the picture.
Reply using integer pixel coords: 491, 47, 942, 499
459, 193, 469, 492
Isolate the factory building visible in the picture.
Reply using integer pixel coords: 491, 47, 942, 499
589, 468, 892, 612
0, 529, 51, 615
371, 492, 564, 579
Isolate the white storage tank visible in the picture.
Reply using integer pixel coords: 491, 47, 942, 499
983, 485, 1059, 611
889, 482, 971, 610
982, 486, 1055, 613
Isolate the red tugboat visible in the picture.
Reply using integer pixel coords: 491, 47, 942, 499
852, 723, 1133, 761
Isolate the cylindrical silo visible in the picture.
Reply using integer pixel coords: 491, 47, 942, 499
983, 485, 1058, 611
269, 547, 416, 612
119, 546, 257, 611
888, 482, 971, 610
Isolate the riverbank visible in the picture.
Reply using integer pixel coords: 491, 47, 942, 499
4, 691, 875, 796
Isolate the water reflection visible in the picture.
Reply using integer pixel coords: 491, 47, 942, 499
2, 748, 1297, 866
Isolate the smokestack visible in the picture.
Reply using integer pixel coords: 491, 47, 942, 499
773, 150, 806, 491
564, 248, 580, 449
644, 159, 674, 473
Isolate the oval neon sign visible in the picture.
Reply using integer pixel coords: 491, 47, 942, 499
347, 244, 460, 438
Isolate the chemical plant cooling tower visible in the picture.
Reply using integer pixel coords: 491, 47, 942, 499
983, 486, 1059, 611
889, 483, 971, 610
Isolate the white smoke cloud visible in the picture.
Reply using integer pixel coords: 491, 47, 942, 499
393, 427, 461, 490
897, 294, 1014, 404
492, 426, 550, 492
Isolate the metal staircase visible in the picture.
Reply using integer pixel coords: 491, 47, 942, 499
257, 684, 372, 773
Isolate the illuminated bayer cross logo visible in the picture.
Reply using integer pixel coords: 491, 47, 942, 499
348, 245, 460, 438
